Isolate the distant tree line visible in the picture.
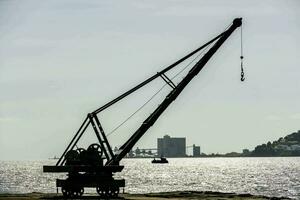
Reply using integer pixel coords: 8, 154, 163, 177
251, 130, 300, 157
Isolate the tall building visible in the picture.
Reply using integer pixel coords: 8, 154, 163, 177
193, 144, 201, 157
157, 135, 186, 157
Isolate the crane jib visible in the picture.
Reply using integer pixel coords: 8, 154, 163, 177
92, 30, 226, 114
55, 18, 242, 167
45, 18, 243, 198
110, 18, 242, 165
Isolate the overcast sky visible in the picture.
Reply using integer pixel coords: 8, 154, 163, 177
0, 0, 299, 160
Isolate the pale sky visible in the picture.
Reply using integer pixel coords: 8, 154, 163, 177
0, 0, 300, 160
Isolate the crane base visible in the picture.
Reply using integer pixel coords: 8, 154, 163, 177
56, 175, 125, 198
44, 165, 125, 198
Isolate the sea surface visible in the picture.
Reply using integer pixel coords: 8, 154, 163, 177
0, 157, 299, 199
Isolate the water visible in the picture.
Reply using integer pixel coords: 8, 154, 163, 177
0, 157, 299, 198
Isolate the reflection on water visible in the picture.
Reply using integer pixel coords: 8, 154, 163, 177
0, 157, 299, 198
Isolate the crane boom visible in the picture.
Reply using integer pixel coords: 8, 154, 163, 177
109, 18, 242, 165
55, 19, 239, 167
44, 18, 243, 198
92, 31, 226, 115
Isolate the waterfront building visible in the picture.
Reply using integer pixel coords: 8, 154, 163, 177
157, 135, 186, 157
192, 144, 201, 157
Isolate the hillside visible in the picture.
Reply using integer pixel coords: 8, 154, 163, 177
251, 130, 300, 156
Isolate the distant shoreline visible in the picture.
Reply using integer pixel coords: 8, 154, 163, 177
123, 155, 300, 159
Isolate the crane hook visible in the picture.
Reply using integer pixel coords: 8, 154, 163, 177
241, 70, 245, 81
240, 56, 245, 82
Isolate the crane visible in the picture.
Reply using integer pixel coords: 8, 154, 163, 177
43, 18, 242, 198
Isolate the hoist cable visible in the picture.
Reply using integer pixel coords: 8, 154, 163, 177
170, 43, 212, 80
106, 84, 167, 137
240, 24, 245, 81
106, 41, 214, 137
105, 22, 241, 136
240, 24, 243, 57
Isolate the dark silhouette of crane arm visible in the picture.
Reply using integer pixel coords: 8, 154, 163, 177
108, 18, 242, 165
55, 23, 228, 166
92, 31, 226, 115
55, 23, 227, 167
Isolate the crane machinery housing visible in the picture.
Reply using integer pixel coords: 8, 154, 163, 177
43, 18, 243, 198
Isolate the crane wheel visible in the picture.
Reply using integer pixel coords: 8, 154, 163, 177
110, 186, 119, 197
62, 187, 70, 197
96, 186, 108, 198
87, 143, 103, 156
62, 187, 84, 198
96, 186, 119, 198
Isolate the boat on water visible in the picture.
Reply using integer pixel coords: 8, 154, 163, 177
48, 156, 59, 160
151, 157, 168, 164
